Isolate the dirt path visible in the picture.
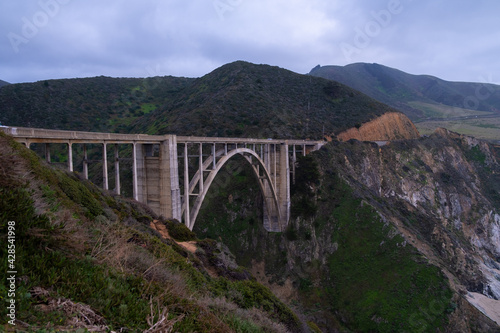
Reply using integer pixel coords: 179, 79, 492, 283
466, 292, 500, 325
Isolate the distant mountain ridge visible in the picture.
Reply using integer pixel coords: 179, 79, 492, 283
309, 63, 500, 121
0, 79, 9, 87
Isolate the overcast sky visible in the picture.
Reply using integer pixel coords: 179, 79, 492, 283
1, 0, 499, 84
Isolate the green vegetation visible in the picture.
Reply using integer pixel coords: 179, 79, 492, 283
291, 155, 320, 219
0, 61, 394, 140
408, 101, 492, 119
0, 75, 192, 134
310, 63, 500, 140
465, 145, 487, 165
416, 117, 500, 141
324, 193, 451, 332
0, 132, 300, 332
194, 139, 455, 332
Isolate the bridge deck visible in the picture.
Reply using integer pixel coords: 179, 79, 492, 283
1, 126, 324, 146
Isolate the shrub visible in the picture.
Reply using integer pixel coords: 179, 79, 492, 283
165, 219, 196, 242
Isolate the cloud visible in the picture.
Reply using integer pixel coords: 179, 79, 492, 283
0, 0, 499, 83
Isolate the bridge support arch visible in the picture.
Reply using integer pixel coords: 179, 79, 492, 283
182, 147, 286, 232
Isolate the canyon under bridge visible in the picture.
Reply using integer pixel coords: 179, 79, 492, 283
2, 127, 324, 232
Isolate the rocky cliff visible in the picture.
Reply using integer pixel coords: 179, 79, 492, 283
335, 111, 420, 142
331, 129, 500, 327
332, 129, 500, 330
195, 128, 500, 332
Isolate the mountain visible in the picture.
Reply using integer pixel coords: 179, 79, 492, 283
0, 61, 412, 140
0, 79, 9, 87
309, 63, 500, 122
132, 61, 404, 139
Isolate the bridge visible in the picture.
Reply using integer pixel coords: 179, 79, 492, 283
1, 127, 325, 232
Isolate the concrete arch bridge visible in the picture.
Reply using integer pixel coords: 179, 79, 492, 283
2, 127, 324, 232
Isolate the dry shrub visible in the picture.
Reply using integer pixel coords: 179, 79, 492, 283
0, 135, 32, 188
144, 297, 184, 333
31, 287, 109, 332
90, 221, 191, 301
235, 307, 289, 333
197, 296, 289, 333
90, 223, 134, 272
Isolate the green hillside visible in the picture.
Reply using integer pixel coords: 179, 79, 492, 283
0, 61, 399, 140
310, 63, 500, 119
0, 75, 193, 133
132, 61, 397, 139
0, 131, 302, 332
0, 80, 9, 88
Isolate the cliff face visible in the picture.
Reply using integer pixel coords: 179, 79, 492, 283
195, 128, 500, 332
319, 128, 500, 329
335, 112, 420, 141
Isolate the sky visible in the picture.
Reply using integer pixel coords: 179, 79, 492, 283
1, 0, 500, 84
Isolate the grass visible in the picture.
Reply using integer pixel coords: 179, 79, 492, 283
324, 197, 452, 332
416, 116, 500, 141
408, 101, 493, 119
141, 103, 157, 114
0, 132, 301, 332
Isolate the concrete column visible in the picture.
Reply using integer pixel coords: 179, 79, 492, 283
273, 144, 277, 187
292, 145, 296, 185
102, 143, 108, 190
68, 142, 73, 172
199, 143, 204, 195
132, 143, 138, 200
303, 144, 306, 156
262, 143, 275, 231
261, 142, 291, 232
184, 143, 190, 228
114, 144, 120, 195
133, 143, 146, 202
158, 136, 181, 220
45, 143, 51, 163
212, 143, 216, 170
279, 142, 290, 226
265, 144, 270, 170
224, 143, 228, 156
83, 144, 88, 180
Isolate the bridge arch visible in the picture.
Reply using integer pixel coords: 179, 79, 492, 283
183, 147, 281, 231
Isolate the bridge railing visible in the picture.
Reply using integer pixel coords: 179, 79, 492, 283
1, 126, 325, 148
0, 126, 167, 143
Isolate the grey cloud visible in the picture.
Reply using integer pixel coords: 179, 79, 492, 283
1, 0, 499, 83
